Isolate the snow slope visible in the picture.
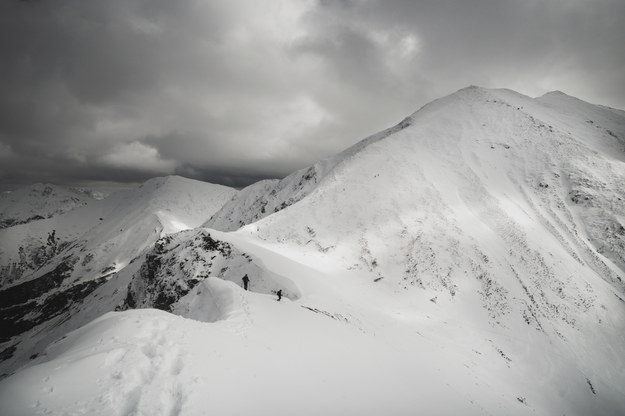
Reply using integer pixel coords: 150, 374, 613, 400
0, 183, 94, 229
0, 175, 237, 286
1, 87, 624, 415
2, 229, 623, 415
0, 176, 237, 374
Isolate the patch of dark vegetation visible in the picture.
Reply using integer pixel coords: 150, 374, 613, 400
586, 378, 597, 395
81, 253, 94, 266
0, 273, 108, 343
510, 266, 546, 332
493, 345, 512, 367
152, 283, 193, 311
0, 231, 74, 285
100, 265, 116, 275
605, 129, 618, 139
121, 283, 137, 309
0, 344, 17, 362
301, 306, 349, 323
119, 232, 237, 312
297, 167, 317, 188
475, 271, 509, 320
569, 190, 592, 205
201, 234, 231, 256
38, 278, 107, 321
0, 215, 46, 229
0, 299, 39, 343
273, 201, 291, 213
142, 254, 162, 282
0, 262, 72, 307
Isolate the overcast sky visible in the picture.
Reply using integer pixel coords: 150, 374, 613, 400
1, 0, 624, 189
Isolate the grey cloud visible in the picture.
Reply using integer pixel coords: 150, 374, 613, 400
1, 0, 624, 190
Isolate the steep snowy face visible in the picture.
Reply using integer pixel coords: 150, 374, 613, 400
210, 86, 625, 346
205, 118, 412, 232
206, 87, 625, 413
0, 184, 94, 229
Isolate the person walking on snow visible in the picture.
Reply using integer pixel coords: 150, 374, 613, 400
277, 289, 282, 301
242, 274, 250, 290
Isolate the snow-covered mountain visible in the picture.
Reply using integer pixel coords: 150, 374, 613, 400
0, 176, 237, 286
1, 87, 624, 416
0, 183, 95, 229
0, 176, 237, 374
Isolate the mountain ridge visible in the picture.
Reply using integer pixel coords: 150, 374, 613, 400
0, 87, 624, 415
0, 183, 94, 229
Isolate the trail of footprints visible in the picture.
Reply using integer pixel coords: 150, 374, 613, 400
103, 319, 187, 416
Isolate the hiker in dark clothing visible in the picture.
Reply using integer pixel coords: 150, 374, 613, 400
277, 289, 282, 301
242, 274, 250, 290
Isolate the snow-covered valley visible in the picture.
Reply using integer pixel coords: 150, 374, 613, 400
0, 86, 624, 415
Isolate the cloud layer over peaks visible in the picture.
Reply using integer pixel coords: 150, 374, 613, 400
1, 0, 624, 188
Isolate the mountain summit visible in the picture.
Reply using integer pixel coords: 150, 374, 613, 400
208, 86, 625, 290
1, 87, 624, 416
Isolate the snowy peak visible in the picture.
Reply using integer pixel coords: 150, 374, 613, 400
208, 86, 625, 235
540, 89, 569, 97
207, 86, 625, 304
537, 90, 584, 105
105, 175, 238, 234
207, 87, 549, 233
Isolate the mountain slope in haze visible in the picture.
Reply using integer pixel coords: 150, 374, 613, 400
0, 184, 95, 229
0, 175, 237, 286
1, 87, 624, 416
0, 176, 237, 375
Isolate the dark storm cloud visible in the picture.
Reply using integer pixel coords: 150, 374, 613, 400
1, 0, 624, 189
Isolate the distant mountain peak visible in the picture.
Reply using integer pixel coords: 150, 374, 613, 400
542, 89, 568, 96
